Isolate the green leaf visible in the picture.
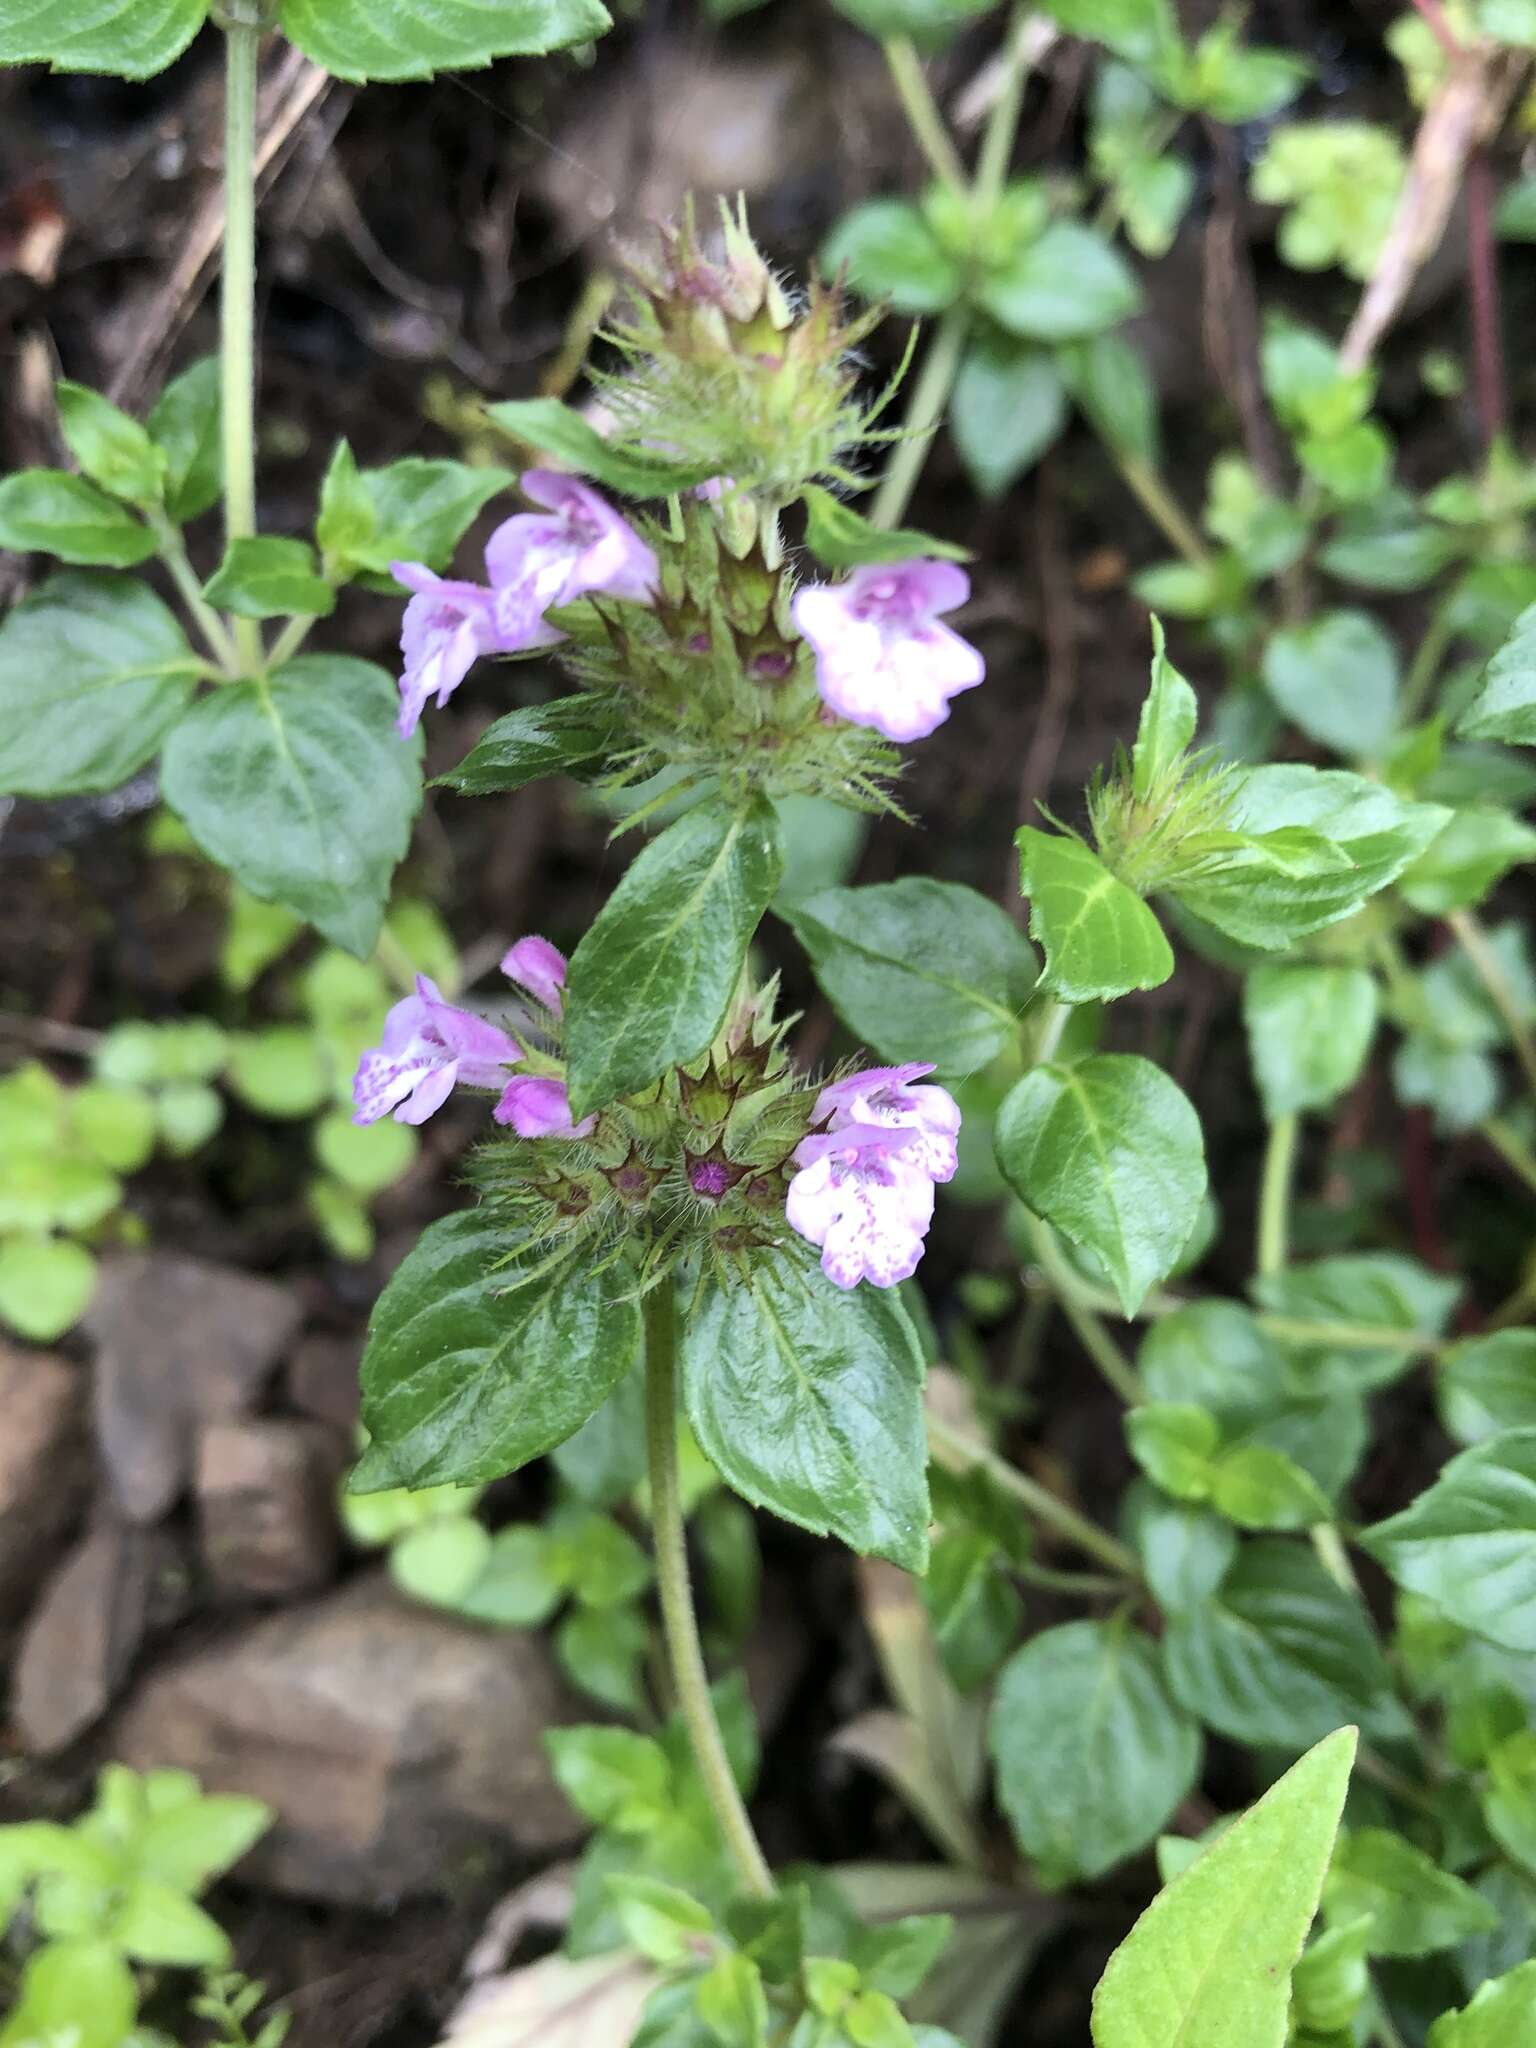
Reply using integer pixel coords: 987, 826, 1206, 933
1129, 1488, 1239, 1615
278, 0, 611, 80
1323, 1829, 1498, 1958
980, 223, 1140, 343
551, 1368, 648, 1506
821, 200, 962, 315
1059, 331, 1160, 464
920, 1526, 1024, 1692
0, 468, 153, 565
203, 536, 335, 620
1482, 1732, 1536, 1881
55, 382, 165, 504
825, 0, 993, 46
995, 1053, 1206, 1316
1126, 1403, 1220, 1502
70, 1082, 156, 1173
1455, 603, 1536, 746
1017, 829, 1174, 1004
0, 572, 201, 796
798, 487, 970, 569
608, 1876, 716, 1967
990, 1619, 1202, 1883
680, 1259, 930, 1572
1036, 0, 1178, 66
1174, 765, 1450, 949
1243, 964, 1378, 1120
457, 1524, 566, 1628
485, 399, 714, 499
546, 1725, 671, 1830
1253, 1255, 1459, 1398
950, 339, 1067, 499
1089, 1728, 1356, 2048
1399, 806, 1536, 915
440, 696, 621, 794
0, 0, 207, 76
0, 1941, 138, 2048
558, 1602, 649, 1714
1438, 1333, 1536, 1447
160, 655, 423, 956
148, 357, 221, 523
1162, 1539, 1406, 1748
1429, 1960, 1536, 2047
1362, 1431, 1536, 1653
390, 1515, 493, 1609
356, 1210, 643, 1490
314, 1110, 417, 1198
136, 1789, 270, 1891
224, 1028, 331, 1118
0, 1235, 97, 1342
1262, 610, 1400, 759
1132, 618, 1198, 800
1210, 1445, 1330, 1532
564, 796, 783, 1119
111, 1878, 230, 1966
787, 878, 1035, 1073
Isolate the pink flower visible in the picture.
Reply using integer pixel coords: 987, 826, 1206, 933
815, 1062, 961, 1183
352, 976, 521, 1126
390, 471, 657, 738
791, 559, 984, 742
500, 934, 568, 1014
493, 1076, 595, 1139
786, 1123, 936, 1290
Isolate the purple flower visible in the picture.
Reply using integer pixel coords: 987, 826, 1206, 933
815, 1062, 961, 1183
501, 934, 568, 1014
390, 470, 657, 739
786, 1123, 936, 1290
791, 559, 984, 742
493, 1076, 595, 1139
352, 976, 522, 1126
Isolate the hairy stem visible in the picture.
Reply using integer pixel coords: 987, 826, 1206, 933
927, 1411, 1142, 1577
1257, 1112, 1298, 1279
1399, 591, 1459, 722
644, 1285, 774, 1899
883, 36, 968, 191
1448, 907, 1536, 1099
1113, 453, 1212, 567
972, 2, 1030, 203
266, 613, 316, 671
221, 18, 262, 673
145, 507, 239, 673
1027, 1213, 1144, 1404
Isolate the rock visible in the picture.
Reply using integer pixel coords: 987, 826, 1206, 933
85, 1254, 303, 1523
195, 1420, 346, 1601
12, 1521, 177, 1754
113, 1573, 587, 1905
284, 1332, 361, 1433
0, 1343, 89, 1626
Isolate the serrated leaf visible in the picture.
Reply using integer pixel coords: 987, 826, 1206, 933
486, 398, 713, 498
1162, 1540, 1407, 1749
278, 0, 611, 81
1456, 602, 1536, 745
1017, 829, 1174, 1003
787, 877, 1036, 1072
160, 655, 422, 955
440, 695, 621, 794
1429, 1959, 1536, 2047
1437, 1332, 1536, 1447
990, 1620, 1202, 1882
0, 571, 201, 795
1361, 1430, 1536, 1652
1243, 963, 1378, 1120
0, 468, 154, 565
1089, 1728, 1356, 2048
995, 1053, 1206, 1315
0, 0, 207, 77
564, 796, 783, 1119
1398, 806, 1536, 915
680, 1259, 930, 1572
1131, 619, 1198, 800
55, 381, 166, 504
356, 1210, 643, 1490
148, 356, 221, 523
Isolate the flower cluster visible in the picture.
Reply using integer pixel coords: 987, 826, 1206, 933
391, 474, 984, 756
352, 953, 959, 1291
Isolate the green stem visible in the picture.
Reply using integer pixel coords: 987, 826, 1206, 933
1030, 995, 1069, 1065
1482, 1116, 1536, 1199
972, 2, 1031, 203
221, 17, 262, 674
869, 305, 970, 532
145, 507, 239, 672
1257, 1113, 1298, 1279
1449, 907, 1536, 1101
1399, 592, 1459, 722
1310, 1522, 1360, 1596
643, 1285, 774, 1900
1255, 1316, 1444, 1357
1114, 452, 1212, 568
883, 37, 968, 192
927, 1411, 1142, 1577
1028, 1213, 1143, 1404
266, 612, 316, 672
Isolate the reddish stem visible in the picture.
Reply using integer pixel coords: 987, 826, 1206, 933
1467, 149, 1507, 452
1409, 0, 1465, 58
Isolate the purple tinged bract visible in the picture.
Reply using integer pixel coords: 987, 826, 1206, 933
352, 975, 522, 1126
791, 558, 984, 742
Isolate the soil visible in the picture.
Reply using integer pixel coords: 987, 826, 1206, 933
0, 5, 1529, 2043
